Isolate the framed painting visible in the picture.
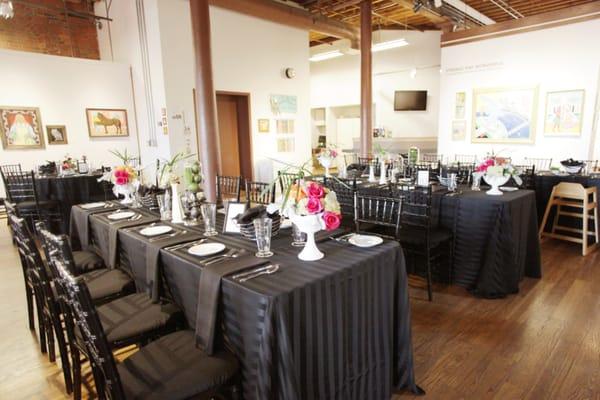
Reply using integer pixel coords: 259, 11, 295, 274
452, 120, 466, 141
0, 106, 45, 150
46, 125, 68, 145
544, 89, 585, 136
454, 92, 466, 119
86, 108, 129, 137
258, 118, 270, 133
471, 86, 538, 144
270, 94, 297, 115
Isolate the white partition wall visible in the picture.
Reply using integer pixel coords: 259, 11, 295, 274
437, 19, 600, 164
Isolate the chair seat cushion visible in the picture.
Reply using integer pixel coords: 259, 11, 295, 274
398, 226, 453, 247
72, 250, 105, 273
118, 330, 239, 400
80, 268, 134, 302
94, 293, 182, 344
16, 200, 58, 210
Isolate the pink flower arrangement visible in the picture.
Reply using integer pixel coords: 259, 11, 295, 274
475, 158, 495, 173
112, 166, 137, 186
289, 181, 342, 231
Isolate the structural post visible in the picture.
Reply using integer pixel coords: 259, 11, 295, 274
190, 0, 219, 202
360, 0, 372, 157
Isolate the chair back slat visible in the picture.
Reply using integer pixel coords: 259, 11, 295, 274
523, 157, 551, 172
391, 184, 432, 229
454, 155, 476, 164
2, 170, 37, 204
245, 180, 275, 205
323, 177, 356, 216
216, 175, 241, 203
39, 225, 126, 400
277, 171, 298, 195
354, 192, 402, 238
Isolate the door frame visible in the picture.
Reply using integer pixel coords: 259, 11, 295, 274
215, 90, 253, 180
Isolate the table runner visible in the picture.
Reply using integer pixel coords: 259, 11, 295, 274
70, 201, 124, 250
89, 209, 159, 268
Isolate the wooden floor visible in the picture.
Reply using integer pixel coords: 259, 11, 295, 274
0, 222, 598, 400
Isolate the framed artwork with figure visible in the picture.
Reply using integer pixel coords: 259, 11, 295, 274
0, 106, 45, 150
86, 108, 129, 137
46, 125, 68, 145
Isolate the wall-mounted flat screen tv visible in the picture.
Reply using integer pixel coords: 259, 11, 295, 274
394, 90, 427, 111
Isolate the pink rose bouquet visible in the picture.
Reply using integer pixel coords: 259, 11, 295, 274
289, 180, 341, 231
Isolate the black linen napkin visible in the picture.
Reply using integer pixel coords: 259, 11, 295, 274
195, 255, 269, 354
69, 201, 124, 250
104, 212, 159, 268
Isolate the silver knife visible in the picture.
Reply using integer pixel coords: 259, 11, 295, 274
238, 264, 280, 283
231, 263, 274, 280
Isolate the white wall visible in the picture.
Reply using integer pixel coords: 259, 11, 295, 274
99, 0, 312, 182
0, 49, 139, 194
310, 30, 441, 140
438, 19, 600, 164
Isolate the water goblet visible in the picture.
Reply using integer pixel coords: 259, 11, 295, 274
201, 203, 218, 236
254, 217, 274, 258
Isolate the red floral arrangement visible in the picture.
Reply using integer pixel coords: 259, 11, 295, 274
288, 181, 341, 231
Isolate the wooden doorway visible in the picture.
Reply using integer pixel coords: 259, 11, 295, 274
215, 91, 252, 179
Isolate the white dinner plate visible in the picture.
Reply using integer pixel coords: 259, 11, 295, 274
500, 186, 519, 192
80, 202, 106, 209
188, 242, 226, 256
139, 225, 172, 236
280, 219, 293, 229
107, 211, 136, 220
348, 234, 384, 248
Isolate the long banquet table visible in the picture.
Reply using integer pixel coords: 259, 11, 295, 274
72, 204, 421, 399
355, 181, 542, 298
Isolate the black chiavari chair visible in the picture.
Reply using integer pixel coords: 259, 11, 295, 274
1, 170, 61, 231
5, 202, 38, 333
277, 171, 298, 195
523, 157, 552, 172
513, 165, 536, 189
10, 214, 73, 393
421, 153, 443, 164
407, 162, 440, 182
445, 163, 474, 185
0, 197, 6, 220
44, 232, 240, 400
358, 157, 374, 168
216, 175, 242, 205
393, 185, 452, 301
454, 154, 476, 164
354, 192, 402, 239
0, 163, 22, 175
39, 224, 189, 400
580, 160, 598, 173
245, 180, 275, 205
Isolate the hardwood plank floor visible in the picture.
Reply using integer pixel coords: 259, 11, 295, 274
0, 223, 598, 399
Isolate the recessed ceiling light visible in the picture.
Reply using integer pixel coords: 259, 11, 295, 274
371, 38, 409, 53
309, 50, 344, 62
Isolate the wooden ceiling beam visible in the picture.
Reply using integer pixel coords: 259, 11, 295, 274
441, 1, 600, 46
208, 0, 359, 42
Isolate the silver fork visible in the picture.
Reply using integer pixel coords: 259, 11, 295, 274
203, 249, 238, 265
238, 264, 280, 283
165, 239, 206, 251
149, 229, 187, 242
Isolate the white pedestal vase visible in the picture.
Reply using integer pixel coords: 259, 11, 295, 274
318, 156, 332, 177
338, 154, 347, 179
379, 161, 387, 185
483, 175, 510, 196
170, 183, 185, 223
368, 165, 377, 183
113, 182, 135, 204
288, 209, 325, 261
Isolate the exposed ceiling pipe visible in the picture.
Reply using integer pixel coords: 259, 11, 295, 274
487, 0, 524, 19
441, 0, 496, 25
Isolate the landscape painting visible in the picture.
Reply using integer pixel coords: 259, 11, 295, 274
86, 108, 129, 137
544, 89, 584, 136
472, 86, 538, 144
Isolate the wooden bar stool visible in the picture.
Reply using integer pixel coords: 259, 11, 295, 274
539, 182, 599, 255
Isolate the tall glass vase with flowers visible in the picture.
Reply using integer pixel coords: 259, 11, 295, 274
158, 152, 196, 223
317, 146, 338, 177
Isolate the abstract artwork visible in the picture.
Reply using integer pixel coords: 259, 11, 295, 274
472, 86, 538, 144
86, 108, 129, 137
270, 94, 297, 115
46, 125, 68, 145
258, 119, 270, 133
0, 106, 44, 150
544, 90, 585, 136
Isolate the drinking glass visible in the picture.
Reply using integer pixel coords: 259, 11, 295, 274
157, 194, 172, 221
201, 203, 218, 236
449, 173, 458, 192
291, 222, 306, 247
254, 217, 273, 258
471, 172, 482, 191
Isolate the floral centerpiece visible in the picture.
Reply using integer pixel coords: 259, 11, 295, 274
317, 146, 338, 177
99, 149, 139, 204
475, 154, 521, 195
60, 155, 77, 175
285, 180, 341, 261
158, 152, 196, 223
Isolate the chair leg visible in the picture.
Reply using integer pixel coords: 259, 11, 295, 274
46, 315, 56, 363
25, 285, 35, 330
72, 348, 82, 400
426, 248, 433, 302
53, 318, 73, 394
36, 299, 47, 355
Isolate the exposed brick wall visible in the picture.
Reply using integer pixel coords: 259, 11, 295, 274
0, 0, 99, 59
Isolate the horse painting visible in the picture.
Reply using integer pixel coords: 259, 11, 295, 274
87, 109, 129, 137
